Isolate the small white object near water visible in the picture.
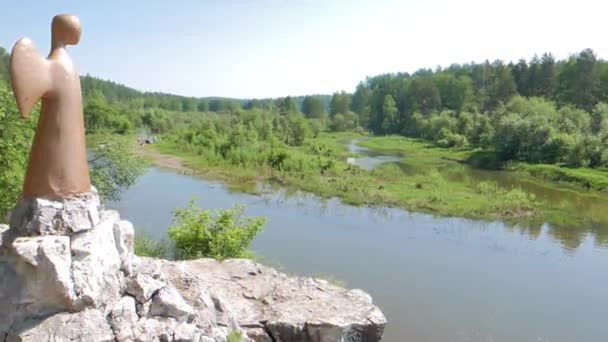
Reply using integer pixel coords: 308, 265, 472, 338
346, 157, 356, 165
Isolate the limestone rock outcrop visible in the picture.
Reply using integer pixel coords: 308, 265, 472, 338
8, 189, 101, 236
0, 191, 386, 342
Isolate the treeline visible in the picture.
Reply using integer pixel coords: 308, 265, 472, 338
351, 49, 608, 131
341, 49, 608, 167
81, 75, 246, 112
81, 75, 332, 114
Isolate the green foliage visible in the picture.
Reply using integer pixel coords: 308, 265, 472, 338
88, 134, 146, 201
367, 92, 608, 169
516, 163, 608, 191
308, 118, 326, 138
490, 97, 608, 166
134, 233, 172, 259
476, 181, 536, 215
0, 86, 37, 219
557, 49, 601, 111
301, 95, 326, 119
159, 129, 548, 223
329, 111, 359, 132
0, 47, 9, 83
84, 89, 134, 134
381, 95, 398, 133
168, 201, 265, 260
226, 331, 242, 342
163, 108, 325, 178
486, 61, 517, 109
282, 113, 311, 145
276, 96, 297, 114
352, 82, 372, 125
434, 73, 472, 112
408, 76, 442, 114
81, 75, 248, 113
330, 91, 352, 116
352, 49, 608, 170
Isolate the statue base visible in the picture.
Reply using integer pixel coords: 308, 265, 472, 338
8, 187, 101, 237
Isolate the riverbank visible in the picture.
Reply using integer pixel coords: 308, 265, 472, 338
359, 135, 608, 192
145, 132, 544, 223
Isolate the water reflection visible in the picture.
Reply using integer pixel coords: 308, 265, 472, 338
262, 187, 607, 253
347, 139, 402, 170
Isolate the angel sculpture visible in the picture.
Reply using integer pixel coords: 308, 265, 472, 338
10, 14, 91, 199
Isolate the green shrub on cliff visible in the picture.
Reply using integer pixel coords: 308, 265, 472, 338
168, 200, 265, 260
134, 233, 172, 259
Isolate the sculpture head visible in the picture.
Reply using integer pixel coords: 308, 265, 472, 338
51, 14, 81, 48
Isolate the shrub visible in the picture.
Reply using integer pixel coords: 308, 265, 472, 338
168, 201, 266, 260
227, 331, 242, 342
134, 233, 172, 259
436, 129, 469, 148
476, 181, 536, 214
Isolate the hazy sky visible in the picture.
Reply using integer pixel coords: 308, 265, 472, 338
1, 0, 606, 98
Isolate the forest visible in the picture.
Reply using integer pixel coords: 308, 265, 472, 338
355, 49, 608, 168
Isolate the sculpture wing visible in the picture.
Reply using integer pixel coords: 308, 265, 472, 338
9, 38, 51, 118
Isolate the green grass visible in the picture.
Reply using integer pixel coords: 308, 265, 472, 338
358, 135, 608, 230
358, 135, 476, 167
359, 135, 608, 192
513, 163, 608, 192
299, 131, 362, 156
153, 142, 263, 194
134, 233, 173, 259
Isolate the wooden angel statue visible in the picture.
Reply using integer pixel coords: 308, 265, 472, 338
10, 14, 91, 199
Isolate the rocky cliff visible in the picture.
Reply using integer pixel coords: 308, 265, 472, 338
0, 189, 386, 342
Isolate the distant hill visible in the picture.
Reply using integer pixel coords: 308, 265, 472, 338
1, 45, 331, 113
80, 74, 331, 113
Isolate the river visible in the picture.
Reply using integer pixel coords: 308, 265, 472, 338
110, 141, 608, 342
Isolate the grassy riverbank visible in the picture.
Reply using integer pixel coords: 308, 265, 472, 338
357, 135, 476, 167
359, 135, 608, 192
513, 164, 608, 192
151, 132, 542, 222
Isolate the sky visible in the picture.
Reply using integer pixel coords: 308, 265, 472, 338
1, 0, 607, 99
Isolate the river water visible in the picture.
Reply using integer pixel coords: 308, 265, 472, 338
110, 142, 608, 342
